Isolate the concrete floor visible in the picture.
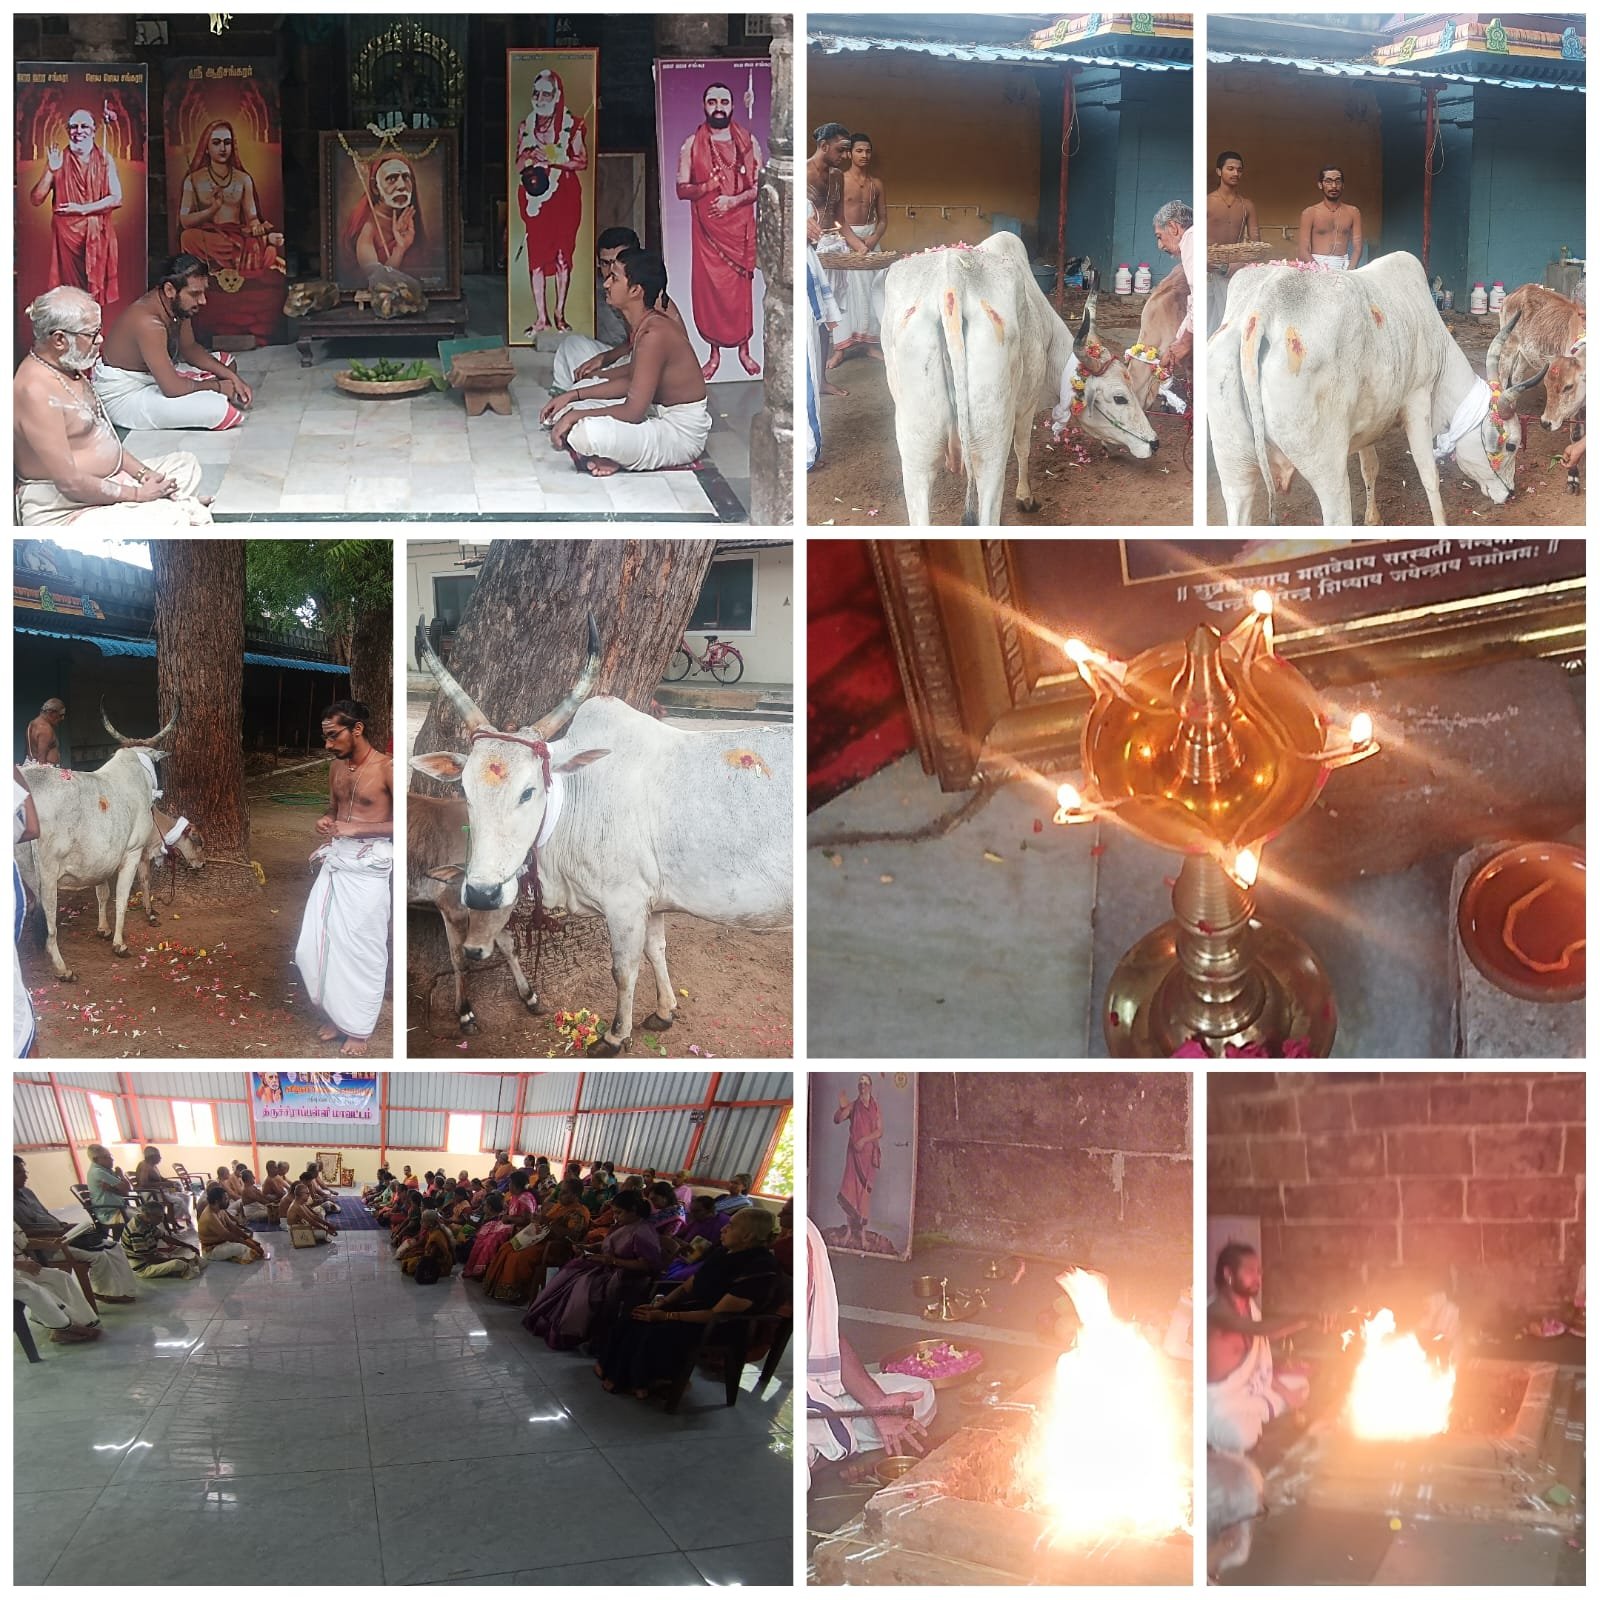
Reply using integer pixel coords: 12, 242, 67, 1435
16, 1198, 793, 1586
807, 753, 1576, 1060
121, 274, 758, 522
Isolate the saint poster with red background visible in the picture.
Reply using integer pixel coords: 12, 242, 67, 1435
15, 61, 148, 351
163, 60, 287, 345
655, 57, 770, 383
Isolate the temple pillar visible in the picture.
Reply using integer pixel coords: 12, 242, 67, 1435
749, 15, 794, 525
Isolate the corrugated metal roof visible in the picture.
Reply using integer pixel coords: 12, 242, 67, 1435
46, 1071, 124, 1092
388, 1109, 447, 1148
138, 1098, 177, 1143
573, 1109, 696, 1173
216, 1102, 252, 1144
126, 1071, 251, 1099
525, 1073, 581, 1113
388, 1071, 511, 1114
15, 1082, 66, 1145
516, 1114, 570, 1162
583, 1071, 712, 1111
1207, 48, 1586, 92
718, 1071, 793, 1103
812, 32, 1191, 70
16, 626, 351, 671
693, 1106, 783, 1185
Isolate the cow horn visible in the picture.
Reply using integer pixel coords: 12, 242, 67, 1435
1485, 308, 1521, 387
1510, 360, 1548, 398
531, 614, 602, 739
415, 614, 488, 734
101, 694, 178, 748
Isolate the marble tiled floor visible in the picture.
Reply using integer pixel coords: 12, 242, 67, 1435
16, 1204, 793, 1585
120, 339, 751, 521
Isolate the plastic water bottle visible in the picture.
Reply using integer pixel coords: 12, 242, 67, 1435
1134, 261, 1152, 293
1469, 282, 1488, 316
1488, 280, 1506, 314
1114, 263, 1133, 295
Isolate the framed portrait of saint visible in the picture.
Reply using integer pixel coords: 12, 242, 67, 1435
808, 1071, 919, 1261
318, 128, 461, 299
506, 47, 598, 344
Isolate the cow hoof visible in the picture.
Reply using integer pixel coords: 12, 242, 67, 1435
458, 1011, 478, 1035
145, 914, 160, 926
95, 929, 112, 941
113, 944, 131, 958
1017, 497, 1040, 514
586, 1037, 626, 1058
524, 995, 547, 1016
642, 1012, 674, 1031
55, 970, 76, 983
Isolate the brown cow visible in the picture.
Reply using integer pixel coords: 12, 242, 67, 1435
1498, 284, 1585, 430
1129, 266, 1189, 411
407, 790, 543, 1034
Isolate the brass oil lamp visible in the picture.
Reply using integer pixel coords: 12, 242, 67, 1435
1055, 592, 1378, 1057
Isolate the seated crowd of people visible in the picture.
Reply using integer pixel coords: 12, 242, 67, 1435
14, 1144, 347, 1343
365, 1153, 794, 1403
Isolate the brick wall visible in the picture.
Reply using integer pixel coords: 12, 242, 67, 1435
1209, 1072, 1584, 1325
916, 1073, 1192, 1301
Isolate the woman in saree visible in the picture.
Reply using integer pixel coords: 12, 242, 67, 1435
464, 1170, 535, 1279
398, 1209, 455, 1280
648, 1180, 688, 1242
597, 1206, 780, 1399
388, 1189, 423, 1253
583, 1174, 645, 1245
524, 1190, 662, 1350
481, 1178, 591, 1304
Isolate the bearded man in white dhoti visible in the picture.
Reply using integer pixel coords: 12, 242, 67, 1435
1206, 1242, 1316, 1453
295, 699, 393, 1057
806, 1219, 936, 1484
14, 1222, 101, 1344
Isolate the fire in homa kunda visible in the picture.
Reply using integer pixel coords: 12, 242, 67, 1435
813, 1270, 1193, 1585
1341, 1307, 1457, 1441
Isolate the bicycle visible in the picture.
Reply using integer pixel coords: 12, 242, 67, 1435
664, 632, 745, 684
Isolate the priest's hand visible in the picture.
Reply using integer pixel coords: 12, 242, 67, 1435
46, 144, 63, 172
574, 354, 606, 382
875, 1409, 927, 1458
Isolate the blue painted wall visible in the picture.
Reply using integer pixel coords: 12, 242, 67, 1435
1380, 82, 1473, 296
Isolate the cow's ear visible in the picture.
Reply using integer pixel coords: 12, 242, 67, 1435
555, 748, 611, 774
411, 752, 467, 784
426, 864, 466, 883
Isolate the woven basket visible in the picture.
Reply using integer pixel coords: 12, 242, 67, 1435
825, 250, 900, 271
1207, 241, 1277, 268
334, 371, 434, 399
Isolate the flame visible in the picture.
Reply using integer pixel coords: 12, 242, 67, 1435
1016, 1269, 1190, 1543
1064, 637, 1093, 665
1344, 1308, 1455, 1439
1350, 711, 1373, 747
1251, 590, 1273, 615
1234, 848, 1260, 887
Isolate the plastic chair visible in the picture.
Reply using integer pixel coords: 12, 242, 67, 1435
15, 1301, 42, 1363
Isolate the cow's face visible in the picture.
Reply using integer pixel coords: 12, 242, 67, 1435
1540, 355, 1586, 430
1454, 401, 1525, 506
172, 826, 205, 871
423, 864, 517, 962
1080, 363, 1159, 460
411, 739, 611, 913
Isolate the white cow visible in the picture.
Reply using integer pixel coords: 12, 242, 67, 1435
411, 618, 792, 1056
19, 700, 179, 980
881, 232, 1157, 525
1209, 251, 1544, 525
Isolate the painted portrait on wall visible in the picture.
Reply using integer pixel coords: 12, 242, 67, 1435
163, 59, 284, 344
507, 47, 598, 344
655, 57, 770, 382
319, 128, 460, 299
808, 1070, 919, 1260
15, 61, 148, 350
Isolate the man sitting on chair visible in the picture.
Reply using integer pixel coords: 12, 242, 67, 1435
540, 248, 711, 477
14, 1154, 138, 1304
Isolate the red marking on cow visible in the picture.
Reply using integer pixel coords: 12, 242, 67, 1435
899, 301, 919, 327
1244, 314, 1258, 339
98, 796, 109, 811
1285, 325, 1306, 375
980, 299, 1006, 342
1370, 304, 1385, 327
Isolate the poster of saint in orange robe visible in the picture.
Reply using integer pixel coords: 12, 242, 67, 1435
163, 59, 286, 344
15, 62, 147, 352
656, 57, 770, 383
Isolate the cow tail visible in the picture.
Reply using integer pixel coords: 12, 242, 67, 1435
941, 256, 979, 523
1240, 320, 1276, 527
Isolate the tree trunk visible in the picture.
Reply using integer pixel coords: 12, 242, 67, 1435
152, 540, 259, 900
349, 601, 392, 751
412, 538, 717, 764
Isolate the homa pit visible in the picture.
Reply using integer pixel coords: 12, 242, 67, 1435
1341, 1307, 1457, 1441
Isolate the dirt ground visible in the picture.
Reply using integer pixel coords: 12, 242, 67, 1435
1206, 315, 1586, 526
809, 293, 1195, 526
21, 763, 394, 1059
406, 913, 793, 1060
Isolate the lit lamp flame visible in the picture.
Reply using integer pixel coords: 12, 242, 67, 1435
1055, 781, 1087, 825
1344, 1308, 1455, 1440
1251, 590, 1273, 616
1233, 848, 1260, 888
1016, 1269, 1191, 1543
1350, 711, 1373, 747
1064, 637, 1093, 666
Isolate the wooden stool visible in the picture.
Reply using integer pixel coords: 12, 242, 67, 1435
448, 347, 517, 416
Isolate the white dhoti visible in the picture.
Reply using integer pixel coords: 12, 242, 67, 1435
12, 856, 34, 1059
1206, 1298, 1305, 1452
294, 837, 392, 1041
1311, 254, 1349, 272
15, 1264, 99, 1330
92, 357, 242, 431
824, 224, 886, 352
565, 398, 712, 471
806, 246, 841, 472
805, 1220, 937, 1483
15, 450, 213, 528
240, 1202, 270, 1222
60, 1227, 139, 1299
553, 334, 611, 394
